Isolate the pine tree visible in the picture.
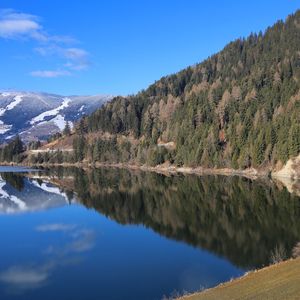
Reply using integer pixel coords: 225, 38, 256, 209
63, 121, 71, 136
288, 123, 300, 157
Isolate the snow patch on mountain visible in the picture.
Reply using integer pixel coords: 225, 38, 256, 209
6, 95, 23, 111
0, 121, 12, 134
53, 115, 71, 131
38, 114, 72, 131
5, 134, 15, 140
0, 95, 23, 116
30, 97, 71, 125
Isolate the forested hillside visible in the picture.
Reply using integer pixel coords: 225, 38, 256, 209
36, 11, 300, 170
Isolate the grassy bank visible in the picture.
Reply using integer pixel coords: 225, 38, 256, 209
179, 258, 300, 300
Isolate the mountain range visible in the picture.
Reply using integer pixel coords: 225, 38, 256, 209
0, 91, 112, 143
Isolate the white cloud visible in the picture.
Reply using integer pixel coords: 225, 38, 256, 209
30, 70, 71, 78
0, 9, 75, 43
64, 48, 88, 60
0, 9, 90, 77
65, 62, 90, 71
35, 46, 90, 71
64, 48, 90, 70
0, 10, 45, 41
0, 9, 51, 42
0, 19, 40, 38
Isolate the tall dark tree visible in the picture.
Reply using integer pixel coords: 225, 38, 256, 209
63, 121, 71, 136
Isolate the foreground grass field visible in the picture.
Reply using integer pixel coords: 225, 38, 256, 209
180, 258, 300, 300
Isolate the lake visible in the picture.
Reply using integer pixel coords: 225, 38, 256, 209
0, 166, 299, 300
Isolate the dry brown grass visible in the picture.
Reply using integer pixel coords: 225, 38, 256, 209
179, 258, 300, 300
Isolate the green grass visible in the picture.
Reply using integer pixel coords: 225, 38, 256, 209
180, 258, 300, 300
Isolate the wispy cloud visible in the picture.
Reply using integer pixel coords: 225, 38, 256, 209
64, 48, 88, 60
0, 9, 90, 77
35, 46, 91, 71
0, 9, 42, 40
0, 9, 73, 42
30, 70, 71, 78
64, 48, 90, 70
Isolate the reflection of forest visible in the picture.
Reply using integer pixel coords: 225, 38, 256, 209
32, 168, 300, 268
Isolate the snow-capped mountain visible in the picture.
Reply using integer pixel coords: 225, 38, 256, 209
0, 91, 112, 142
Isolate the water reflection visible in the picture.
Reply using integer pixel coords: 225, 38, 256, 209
0, 219, 95, 295
0, 172, 70, 214
32, 167, 300, 268
0, 168, 299, 299
0, 264, 51, 292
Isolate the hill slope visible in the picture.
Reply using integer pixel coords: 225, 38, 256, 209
38, 10, 300, 172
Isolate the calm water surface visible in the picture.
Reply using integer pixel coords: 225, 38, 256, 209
0, 166, 299, 300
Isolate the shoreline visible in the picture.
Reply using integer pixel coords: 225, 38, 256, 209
1, 160, 298, 181
4, 161, 296, 195
0, 161, 272, 179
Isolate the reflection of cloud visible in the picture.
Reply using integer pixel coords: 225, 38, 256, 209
42, 228, 96, 255
0, 223, 96, 295
69, 229, 96, 253
35, 223, 96, 254
36, 223, 76, 232
35, 223, 96, 253
0, 265, 51, 292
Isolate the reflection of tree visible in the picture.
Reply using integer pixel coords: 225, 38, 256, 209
1, 172, 24, 191
44, 167, 300, 269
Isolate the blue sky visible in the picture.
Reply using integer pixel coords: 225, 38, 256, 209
0, 1, 299, 96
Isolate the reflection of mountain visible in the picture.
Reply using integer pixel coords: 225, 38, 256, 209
0, 173, 70, 214
41, 167, 300, 269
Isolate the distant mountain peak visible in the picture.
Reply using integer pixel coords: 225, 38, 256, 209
0, 91, 112, 142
